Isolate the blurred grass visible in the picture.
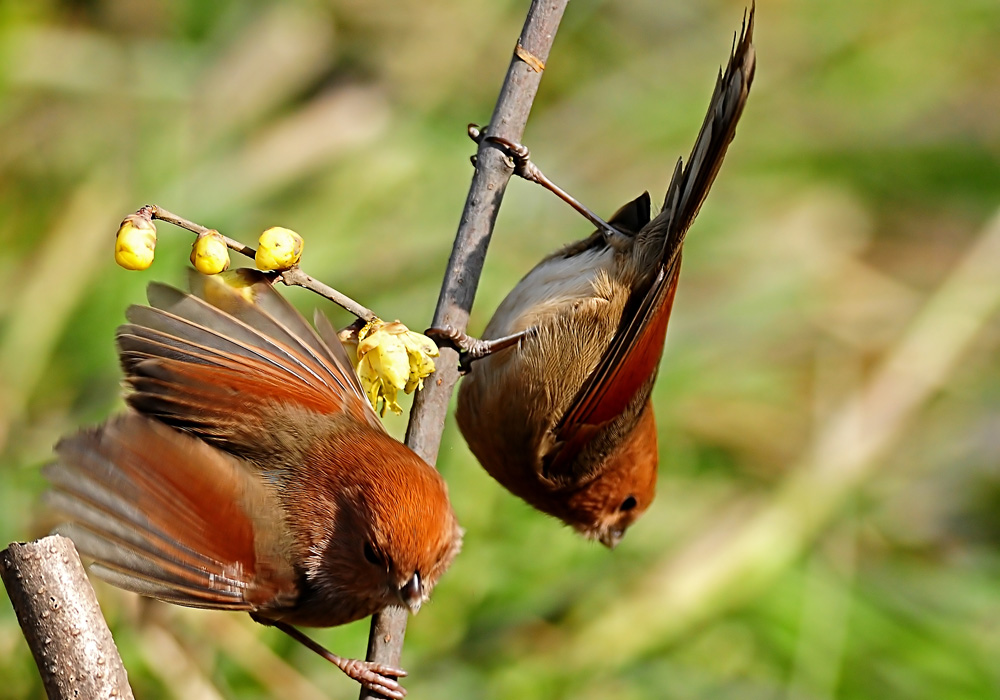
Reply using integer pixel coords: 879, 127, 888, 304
2, 0, 999, 698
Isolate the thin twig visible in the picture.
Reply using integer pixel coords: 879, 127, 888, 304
139, 204, 378, 322
359, 1, 570, 697
1, 535, 135, 700
277, 267, 377, 323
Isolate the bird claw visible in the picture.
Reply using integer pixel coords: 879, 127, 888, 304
485, 135, 538, 181
341, 658, 408, 699
425, 326, 534, 374
424, 326, 470, 352
467, 124, 536, 178
265, 621, 409, 698
466, 124, 624, 242
423, 327, 481, 374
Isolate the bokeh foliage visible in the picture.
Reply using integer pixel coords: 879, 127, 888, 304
2, 0, 1000, 698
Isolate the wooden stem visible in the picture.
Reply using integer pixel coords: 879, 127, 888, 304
358, 0, 570, 697
1, 536, 135, 700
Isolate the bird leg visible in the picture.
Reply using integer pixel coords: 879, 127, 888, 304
425, 326, 534, 373
468, 124, 628, 246
265, 620, 408, 699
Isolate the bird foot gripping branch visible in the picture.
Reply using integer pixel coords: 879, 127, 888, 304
468, 123, 628, 246
424, 325, 535, 374
262, 619, 409, 699
468, 2, 755, 245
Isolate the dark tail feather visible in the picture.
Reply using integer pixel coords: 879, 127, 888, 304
642, 5, 755, 267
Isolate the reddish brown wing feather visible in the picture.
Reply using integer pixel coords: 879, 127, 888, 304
184, 269, 368, 404
564, 259, 680, 432
118, 270, 381, 452
547, 9, 755, 475
44, 413, 298, 611
544, 261, 680, 477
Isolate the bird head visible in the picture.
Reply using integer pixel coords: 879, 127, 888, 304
562, 405, 659, 548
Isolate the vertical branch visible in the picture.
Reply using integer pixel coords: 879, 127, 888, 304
404, 0, 569, 461
1, 536, 135, 700
360, 0, 570, 696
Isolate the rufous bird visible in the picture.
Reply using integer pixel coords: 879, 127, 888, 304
443, 9, 755, 548
45, 269, 462, 699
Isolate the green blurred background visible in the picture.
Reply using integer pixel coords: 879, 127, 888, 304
2, 0, 1000, 698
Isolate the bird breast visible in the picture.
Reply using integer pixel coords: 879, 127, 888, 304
484, 245, 618, 339
457, 242, 634, 505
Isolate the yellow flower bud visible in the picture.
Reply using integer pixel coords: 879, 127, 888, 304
339, 319, 439, 415
114, 214, 157, 271
190, 230, 231, 275
255, 226, 303, 271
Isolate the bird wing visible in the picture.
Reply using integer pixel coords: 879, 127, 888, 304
545, 8, 755, 478
117, 268, 382, 455
45, 413, 298, 612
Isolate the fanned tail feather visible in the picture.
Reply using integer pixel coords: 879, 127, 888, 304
45, 414, 298, 611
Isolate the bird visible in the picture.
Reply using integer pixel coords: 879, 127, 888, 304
443, 8, 755, 548
44, 268, 463, 699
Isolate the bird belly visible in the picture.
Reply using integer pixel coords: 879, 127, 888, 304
458, 245, 629, 507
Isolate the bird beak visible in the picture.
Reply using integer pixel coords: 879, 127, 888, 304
599, 527, 624, 549
398, 572, 422, 614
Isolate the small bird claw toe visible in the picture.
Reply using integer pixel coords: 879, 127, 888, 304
424, 327, 479, 374
423, 326, 464, 352
343, 659, 408, 699
425, 326, 532, 374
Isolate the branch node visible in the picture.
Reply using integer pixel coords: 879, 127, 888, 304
515, 43, 546, 72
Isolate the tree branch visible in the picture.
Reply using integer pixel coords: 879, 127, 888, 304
138, 203, 380, 322
1, 536, 135, 700
359, 0, 569, 696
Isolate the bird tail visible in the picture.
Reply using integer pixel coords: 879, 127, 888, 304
45, 412, 298, 611
638, 5, 756, 270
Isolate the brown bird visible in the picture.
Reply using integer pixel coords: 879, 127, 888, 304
445, 9, 755, 548
45, 269, 462, 699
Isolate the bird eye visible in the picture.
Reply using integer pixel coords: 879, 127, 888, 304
363, 542, 383, 566
620, 495, 637, 512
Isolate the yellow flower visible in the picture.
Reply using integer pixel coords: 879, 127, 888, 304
339, 320, 440, 416
255, 227, 303, 271
190, 230, 231, 275
114, 214, 157, 271
396, 324, 440, 393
